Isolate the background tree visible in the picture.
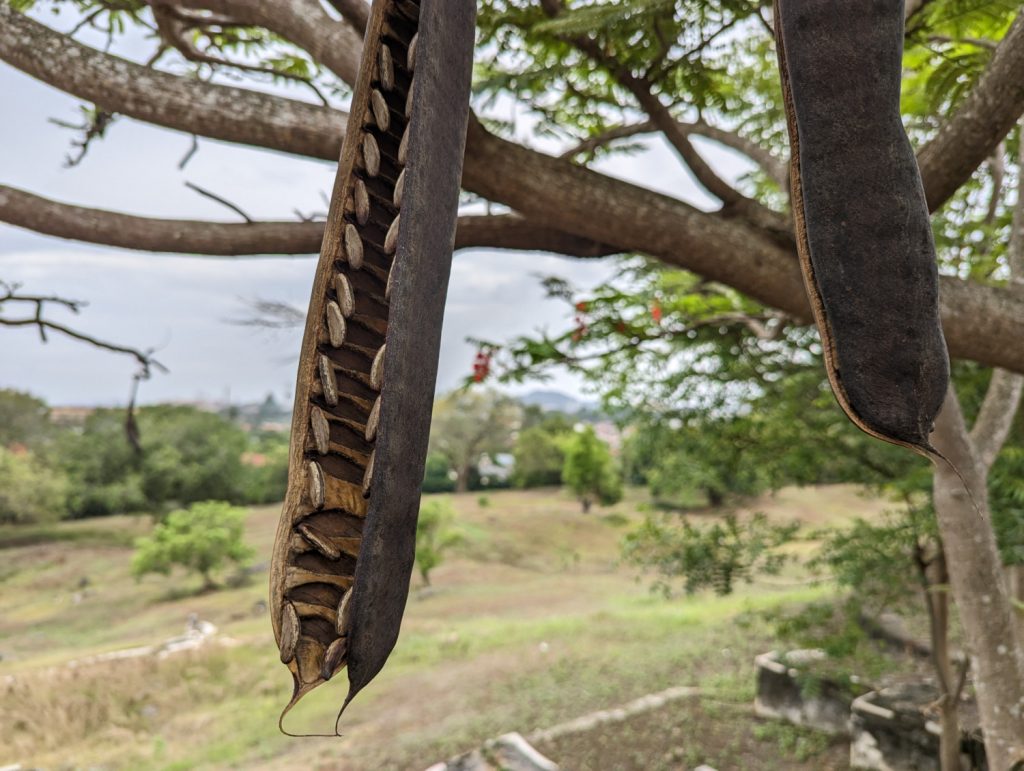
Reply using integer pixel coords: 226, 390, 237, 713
428, 388, 522, 493
562, 425, 622, 513
3, 0, 1024, 761
414, 498, 463, 587
511, 417, 572, 488
0, 446, 68, 525
0, 389, 53, 450
131, 500, 253, 591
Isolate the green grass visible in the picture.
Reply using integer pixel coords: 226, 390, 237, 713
0, 484, 896, 769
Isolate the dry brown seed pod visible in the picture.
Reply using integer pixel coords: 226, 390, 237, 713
370, 345, 386, 390
308, 460, 326, 509
336, 590, 353, 636
279, 602, 300, 664
334, 273, 355, 317
322, 636, 348, 681
370, 89, 390, 133
384, 215, 401, 255
344, 224, 365, 269
384, 267, 395, 302
310, 406, 330, 455
318, 354, 338, 405
365, 397, 381, 442
362, 134, 381, 178
398, 128, 409, 166
379, 43, 394, 91
405, 80, 414, 119
297, 522, 341, 560
354, 179, 370, 226
394, 169, 406, 208
361, 450, 375, 497
326, 301, 347, 348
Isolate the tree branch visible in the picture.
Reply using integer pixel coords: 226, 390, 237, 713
0, 185, 615, 258
0, 4, 346, 162
325, 0, 369, 35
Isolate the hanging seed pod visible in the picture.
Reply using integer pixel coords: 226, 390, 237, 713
270, 0, 477, 732
773, 0, 949, 456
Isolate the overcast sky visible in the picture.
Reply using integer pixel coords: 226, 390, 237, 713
0, 11, 750, 408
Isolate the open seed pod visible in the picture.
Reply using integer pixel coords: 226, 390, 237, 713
774, 0, 950, 457
269, 0, 476, 729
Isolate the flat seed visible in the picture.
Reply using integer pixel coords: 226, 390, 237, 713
370, 89, 390, 133
408, 33, 418, 72
398, 128, 409, 166
394, 169, 406, 208
336, 590, 353, 635
310, 406, 330, 454
319, 355, 338, 405
334, 274, 355, 317
297, 523, 341, 560
344, 224, 364, 269
321, 636, 348, 680
362, 134, 381, 178
279, 602, 300, 663
370, 345, 386, 390
354, 179, 370, 226
326, 301, 346, 347
365, 397, 381, 442
384, 214, 401, 255
405, 80, 414, 119
385, 268, 395, 302
379, 44, 394, 91
362, 450, 375, 497
308, 460, 325, 509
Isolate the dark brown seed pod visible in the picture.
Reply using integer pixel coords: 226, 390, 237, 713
408, 33, 418, 72
773, 0, 949, 456
270, 0, 476, 731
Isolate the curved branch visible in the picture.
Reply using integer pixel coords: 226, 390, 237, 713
0, 185, 614, 257
0, 4, 345, 161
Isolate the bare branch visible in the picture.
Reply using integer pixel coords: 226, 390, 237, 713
0, 281, 167, 377
325, 0, 369, 35
560, 122, 656, 160
184, 181, 254, 223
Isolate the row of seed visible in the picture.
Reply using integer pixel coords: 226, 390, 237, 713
278, 1, 421, 683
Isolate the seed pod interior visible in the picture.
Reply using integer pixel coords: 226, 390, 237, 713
269, 0, 476, 730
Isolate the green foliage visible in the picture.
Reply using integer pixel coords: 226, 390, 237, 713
562, 425, 622, 511
512, 425, 568, 488
240, 432, 290, 505
131, 501, 253, 590
0, 447, 68, 525
422, 452, 457, 493
429, 389, 522, 493
0, 389, 53, 450
58, 406, 250, 517
623, 512, 797, 596
415, 498, 464, 586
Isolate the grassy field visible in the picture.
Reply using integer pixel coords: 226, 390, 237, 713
0, 485, 897, 770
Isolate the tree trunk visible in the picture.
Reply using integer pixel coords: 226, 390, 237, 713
581, 497, 592, 514
924, 549, 963, 771
932, 388, 1024, 769
456, 461, 471, 494
1007, 564, 1024, 640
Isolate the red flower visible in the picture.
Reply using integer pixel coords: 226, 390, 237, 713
651, 301, 663, 325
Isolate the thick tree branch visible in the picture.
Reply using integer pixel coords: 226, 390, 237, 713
0, 5, 346, 161
918, 12, 1024, 210
170, 0, 362, 85
325, 0, 369, 35
0, 185, 614, 258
